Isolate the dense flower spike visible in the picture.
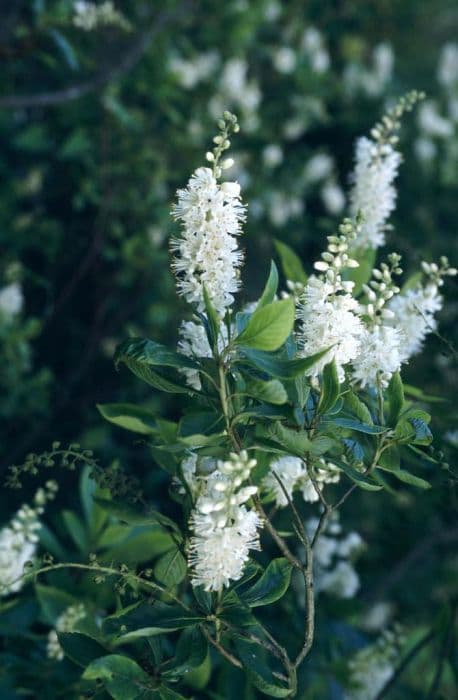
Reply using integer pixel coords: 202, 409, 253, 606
171, 113, 246, 316
297, 218, 364, 380
388, 257, 456, 361
350, 91, 424, 249
46, 604, 87, 661
0, 481, 58, 597
188, 451, 262, 591
344, 628, 405, 700
352, 254, 403, 387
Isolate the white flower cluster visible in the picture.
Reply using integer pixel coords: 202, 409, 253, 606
344, 43, 394, 98
0, 282, 23, 317
262, 455, 340, 507
169, 51, 220, 90
307, 513, 363, 599
171, 160, 246, 316
352, 255, 403, 388
0, 482, 58, 597
188, 451, 262, 592
209, 59, 262, 133
46, 604, 87, 661
297, 220, 363, 381
349, 136, 401, 250
388, 259, 456, 362
344, 628, 404, 700
73, 1, 130, 31
301, 28, 331, 74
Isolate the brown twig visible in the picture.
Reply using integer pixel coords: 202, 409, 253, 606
0, 6, 185, 109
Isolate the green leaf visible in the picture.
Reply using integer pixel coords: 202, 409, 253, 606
94, 498, 180, 534
62, 510, 87, 552
161, 627, 208, 681
241, 558, 292, 607
317, 360, 340, 415
240, 347, 330, 379
202, 285, 221, 352
388, 469, 431, 489
232, 636, 291, 697
114, 338, 198, 394
257, 261, 279, 309
267, 422, 312, 457
48, 29, 79, 70
82, 654, 154, 700
178, 411, 224, 438
322, 418, 387, 434
101, 529, 175, 565
104, 603, 204, 642
395, 408, 433, 444
218, 591, 256, 628
244, 378, 288, 405
273, 239, 308, 284
332, 459, 382, 491
57, 632, 108, 668
97, 403, 157, 435
386, 372, 404, 427
343, 391, 373, 425
115, 338, 199, 371
235, 299, 295, 351
154, 548, 187, 587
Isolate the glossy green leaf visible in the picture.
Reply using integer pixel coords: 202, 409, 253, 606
82, 654, 154, 699
154, 548, 187, 587
235, 298, 295, 351
343, 391, 373, 425
317, 360, 340, 415
332, 459, 382, 491
97, 403, 157, 435
256, 260, 279, 308
202, 284, 221, 352
161, 627, 208, 680
232, 636, 291, 697
386, 372, 404, 427
241, 558, 292, 607
244, 378, 288, 405
240, 347, 331, 379
273, 239, 308, 284
104, 603, 204, 642
57, 632, 108, 668
322, 417, 387, 434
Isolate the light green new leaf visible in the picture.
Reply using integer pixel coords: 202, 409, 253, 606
235, 298, 295, 351
273, 239, 308, 284
97, 403, 157, 435
256, 260, 279, 309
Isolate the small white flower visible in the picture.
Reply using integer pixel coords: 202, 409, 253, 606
388, 283, 442, 361
352, 324, 402, 388
321, 180, 345, 214
297, 277, 364, 381
273, 47, 297, 74
171, 167, 246, 315
349, 137, 401, 249
0, 282, 23, 316
47, 604, 87, 661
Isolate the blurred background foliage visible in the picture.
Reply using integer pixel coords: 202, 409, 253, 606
0, 1, 457, 696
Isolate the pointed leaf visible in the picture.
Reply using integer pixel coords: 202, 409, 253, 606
240, 558, 292, 607
97, 403, 157, 435
235, 299, 295, 351
273, 239, 308, 284
257, 261, 279, 309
